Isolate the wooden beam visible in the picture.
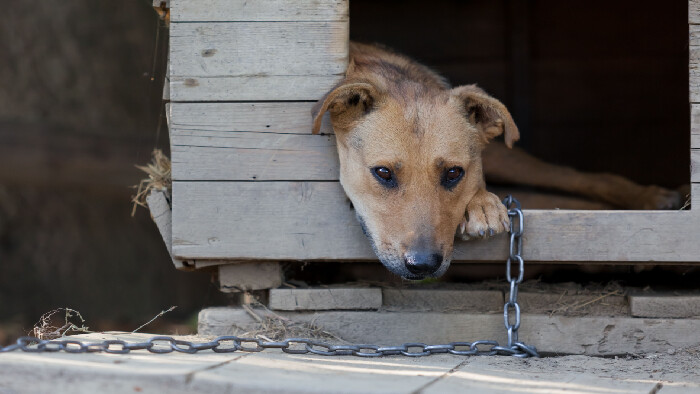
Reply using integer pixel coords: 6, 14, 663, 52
169, 22, 347, 101
171, 181, 700, 262
198, 307, 700, 356
218, 262, 282, 292
630, 295, 700, 318
269, 288, 382, 311
692, 149, 700, 182
170, 0, 348, 23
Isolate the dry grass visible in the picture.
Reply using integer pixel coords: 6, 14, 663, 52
32, 308, 92, 340
238, 295, 345, 343
131, 149, 171, 216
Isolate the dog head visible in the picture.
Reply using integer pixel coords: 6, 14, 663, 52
313, 77, 518, 280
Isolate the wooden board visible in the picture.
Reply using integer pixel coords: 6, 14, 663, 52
692, 105, 700, 149
693, 149, 700, 182
691, 45, 700, 103
198, 307, 700, 356
169, 22, 347, 101
169, 103, 337, 181
218, 262, 282, 292
691, 0, 700, 24
171, 181, 700, 262
269, 288, 382, 310
630, 295, 700, 318
170, 0, 348, 22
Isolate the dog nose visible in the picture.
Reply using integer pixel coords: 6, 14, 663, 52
404, 252, 443, 275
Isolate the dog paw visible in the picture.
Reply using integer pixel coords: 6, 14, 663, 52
633, 185, 682, 210
457, 190, 509, 240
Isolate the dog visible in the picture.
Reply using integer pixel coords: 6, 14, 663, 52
312, 42, 683, 280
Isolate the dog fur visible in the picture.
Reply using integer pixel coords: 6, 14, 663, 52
312, 42, 682, 280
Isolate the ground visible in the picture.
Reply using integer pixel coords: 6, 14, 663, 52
0, 333, 698, 393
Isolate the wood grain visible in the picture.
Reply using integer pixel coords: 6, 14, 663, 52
171, 132, 339, 181
169, 75, 344, 101
692, 105, 700, 149
169, 22, 347, 101
169, 103, 336, 181
269, 288, 382, 311
691, 0, 700, 24
693, 149, 700, 182
691, 46, 700, 103
198, 307, 700, 356
171, 0, 348, 22
171, 181, 700, 262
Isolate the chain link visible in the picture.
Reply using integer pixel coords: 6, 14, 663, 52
0, 196, 538, 358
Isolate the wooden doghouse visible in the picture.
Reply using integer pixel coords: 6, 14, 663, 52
151, 0, 699, 288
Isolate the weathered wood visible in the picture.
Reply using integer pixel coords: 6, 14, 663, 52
146, 189, 193, 270
171, 0, 348, 22
693, 183, 700, 207
163, 57, 170, 101
171, 181, 700, 262
382, 289, 503, 312
170, 102, 330, 134
690, 45, 700, 103
171, 132, 338, 181
169, 75, 344, 101
691, 0, 700, 24
218, 262, 282, 292
514, 292, 628, 316
630, 295, 700, 318
169, 103, 336, 180
198, 307, 700, 355
692, 104, 700, 149
169, 22, 347, 101
693, 149, 700, 182
269, 288, 382, 311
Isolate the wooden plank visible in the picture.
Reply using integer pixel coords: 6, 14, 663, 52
269, 288, 382, 311
146, 189, 192, 270
693, 183, 700, 208
218, 262, 282, 292
169, 103, 337, 181
514, 292, 628, 316
691, 0, 700, 24
630, 295, 700, 318
171, 0, 348, 22
691, 46, 700, 103
198, 307, 700, 356
169, 22, 347, 101
692, 104, 700, 148
171, 181, 700, 262
692, 149, 700, 182
382, 289, 503, 312
170, 102, 328, 134
169, 75, 344, 101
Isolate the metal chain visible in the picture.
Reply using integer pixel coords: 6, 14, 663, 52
0, 196, 538, 358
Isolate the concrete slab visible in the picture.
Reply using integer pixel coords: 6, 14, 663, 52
0, 333, 699, 394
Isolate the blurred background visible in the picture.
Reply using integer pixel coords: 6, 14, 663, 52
0, 0, 691, 344
0, 0, 227, 344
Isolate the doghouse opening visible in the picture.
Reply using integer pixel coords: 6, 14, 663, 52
350, 0, 690, 209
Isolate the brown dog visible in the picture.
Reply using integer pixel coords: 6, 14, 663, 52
312, 42, 682, 280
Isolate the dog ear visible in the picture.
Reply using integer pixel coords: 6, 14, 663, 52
451, 84, 520, 148
312, 81, 378, 135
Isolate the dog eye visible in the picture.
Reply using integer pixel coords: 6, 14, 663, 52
372, 167, 397, 188
441, 167, 464, 189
